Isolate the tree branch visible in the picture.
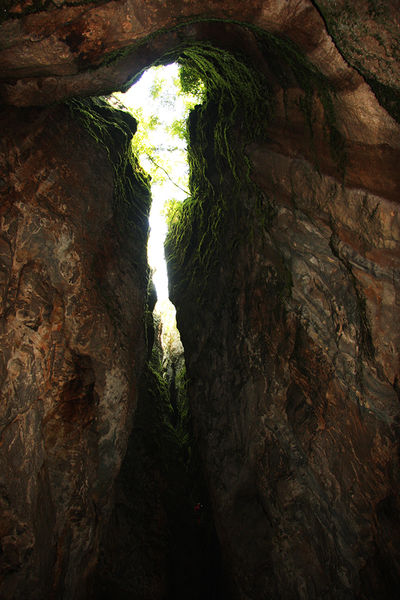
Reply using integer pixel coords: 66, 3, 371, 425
145, 153, 190, 196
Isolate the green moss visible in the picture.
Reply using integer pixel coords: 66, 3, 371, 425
164, 42, 273, 305
256, 30, 347, 174
165, 32, 346, 307
140, 294, 191, 476
137, 319, 225, 594
66, 96, 151, 236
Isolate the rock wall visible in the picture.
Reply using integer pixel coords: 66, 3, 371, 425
167, 36, 400, 599
0, 1, 399, 598
1, 0, 398, 119
93, 314, 227, 600
0, 99, 150, 599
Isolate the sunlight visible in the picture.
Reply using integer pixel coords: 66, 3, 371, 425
115, 63, 199, 309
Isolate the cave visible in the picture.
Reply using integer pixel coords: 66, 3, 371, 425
1, 2, 400, 599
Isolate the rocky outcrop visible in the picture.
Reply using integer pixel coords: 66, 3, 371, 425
313, 0, 400, 123
0, 99, 150, 599
0, 1, 399, 598
0, 0, 397, 119
167, 33, 400, 599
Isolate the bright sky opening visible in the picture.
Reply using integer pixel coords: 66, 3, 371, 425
114, 63, 200, 312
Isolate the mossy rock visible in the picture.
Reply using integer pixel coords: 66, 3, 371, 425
165, 34, 345, 308
67, 96, 151, 236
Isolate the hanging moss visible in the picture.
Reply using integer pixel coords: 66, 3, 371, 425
126, 309, 225, 599
66, 96, 151, 237
165, 32, 346, 307
164, 42, 272, 305
255, 30, 347, 174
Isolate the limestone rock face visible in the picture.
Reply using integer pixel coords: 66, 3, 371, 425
170, 153, 400, 597
0, 101, 149, 599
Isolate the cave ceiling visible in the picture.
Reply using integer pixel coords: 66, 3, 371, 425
1, 0, 399, 113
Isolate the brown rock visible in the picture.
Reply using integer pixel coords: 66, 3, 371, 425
166, 31, 400, 596
0, 1, 399, 598
0, 100, 150, 599
0, 0, 377, 106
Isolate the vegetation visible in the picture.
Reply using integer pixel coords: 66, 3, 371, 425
165, 43, 272, 306
132, 306, 223, 598
165, 33, 346, 308
66, 30, 349, 321
66, 96, 151, 237
113, 64, 204, 320
114, 65, 202, 203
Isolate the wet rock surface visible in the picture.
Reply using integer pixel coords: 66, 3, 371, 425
0, 101, 149, 599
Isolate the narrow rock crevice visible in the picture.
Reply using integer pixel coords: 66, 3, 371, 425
94, 301, 228, 599
0, 3, 399, 599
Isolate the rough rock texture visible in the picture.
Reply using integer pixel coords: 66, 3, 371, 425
0, 1, 399, 599
167, 31, 400, 600
93, 316, 227, 600
93, 354, 170, 600
313, 0, 400, 122
0, 100, 150, 599
0, 0, 396, 117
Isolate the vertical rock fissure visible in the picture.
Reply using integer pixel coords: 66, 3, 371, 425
90, 66, 227, 599
1, 9, 400, 600
94, 301, 226, 599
